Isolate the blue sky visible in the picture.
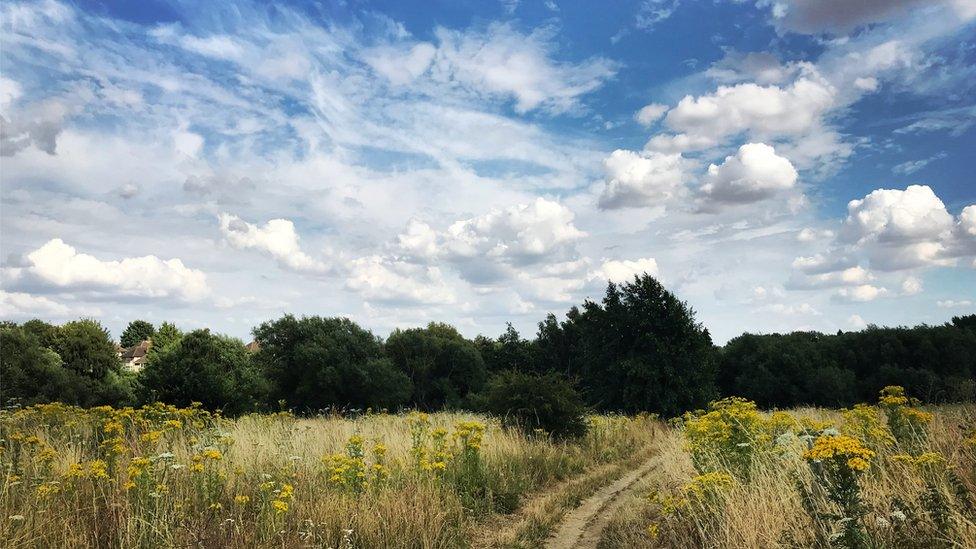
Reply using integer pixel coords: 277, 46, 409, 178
1, 0, 974, 343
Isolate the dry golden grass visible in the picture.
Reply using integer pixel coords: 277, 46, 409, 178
600, 402, 976, 549
0, 403, 658, 548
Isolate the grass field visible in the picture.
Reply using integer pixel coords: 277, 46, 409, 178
0, 403, 658, 548
600, 388, 976, 548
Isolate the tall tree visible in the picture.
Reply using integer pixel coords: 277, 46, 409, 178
253, 315, 411, 413
476, 323, 539, 374
536, 274, 716, 416
386, 323, 487, 409
54, 319, 122, 379
150, 322, 184, 355
139, 329, 267, 415
0, 323, 77, 405
121, 320, 155, 347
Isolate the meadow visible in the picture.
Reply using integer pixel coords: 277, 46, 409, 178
601, 387, 976, 548
0, 403, 658, 548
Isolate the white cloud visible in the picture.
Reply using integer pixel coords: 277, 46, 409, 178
762, 302, 820, 316
591, 257, 660, 283
0, 290, 80, 318
937, 299, 974, 308
400, 197, 586, 267
958, 205, 976, 236
848, 314, 868, 329
634, 103, 668, 126
173, 128, 204, 158
0, 76, 22, 109
853, 77, 879, 91
796, 227, 834, 242
892, 152, 947, 175
900, 275, 923, 295
427, 23, 617, 113
700, 143, 798, 205
346, 255, 455, 304
789, 265, 874, 289
395, 219, 440, 260
841, 185, 955, 270
598, 150, 687, 209
363, 42, 437, 86
836, 284, 888, 302
18, 238, 209, 301
218, 213, 329, 274
651, 67, 837, 152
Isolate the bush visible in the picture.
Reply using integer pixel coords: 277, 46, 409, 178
483, 370, 587, 439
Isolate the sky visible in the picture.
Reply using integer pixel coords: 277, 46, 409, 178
1, 0, 975, 344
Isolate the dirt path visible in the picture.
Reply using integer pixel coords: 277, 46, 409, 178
543, 457, 657, 549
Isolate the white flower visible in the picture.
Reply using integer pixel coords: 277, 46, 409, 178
890, 509, 907, 521
8, 515, 25, 521
876, 516, 891, 527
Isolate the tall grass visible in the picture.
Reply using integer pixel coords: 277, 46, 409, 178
601, 395, 976, 548
0, 403, 657, 548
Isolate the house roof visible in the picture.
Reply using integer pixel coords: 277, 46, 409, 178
121, 339, 151, 360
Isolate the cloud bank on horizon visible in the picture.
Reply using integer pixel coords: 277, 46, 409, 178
1, 0, 974, 343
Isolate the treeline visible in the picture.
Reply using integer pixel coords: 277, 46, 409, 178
2, 274, 974, 422
718, 315, 976, 408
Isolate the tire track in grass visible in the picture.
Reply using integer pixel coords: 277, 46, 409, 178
543, 457, 658, 549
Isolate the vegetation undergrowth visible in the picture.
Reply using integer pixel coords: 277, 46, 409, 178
600, 386, 976, 548
0, 403, 658, 548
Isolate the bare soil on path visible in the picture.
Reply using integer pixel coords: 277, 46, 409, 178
543, 457, 658, 549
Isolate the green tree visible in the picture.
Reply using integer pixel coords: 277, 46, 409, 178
120, 319, 155, 347
54, 319, 122, 379
536, 274, 716, 416
22, 318, 59, 348
0, 323, 78, 405
150, 321, 184, 355
253, 315, 411, 413
483, 370, 587, 439
139, 329, 267, 415
385, 323, 487, 409
476, 323, 539, 374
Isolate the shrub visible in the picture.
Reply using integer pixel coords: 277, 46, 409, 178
482, 370, 587, 439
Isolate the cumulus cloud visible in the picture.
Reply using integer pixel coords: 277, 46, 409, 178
840, 185, 955, 270
848, 314, 868, 329
346, 255, 455, 304
598, 150, 688, 209
836, 284, 889, 302
648, 67, 836, 153
11, 239, 209, 301
787, 186, 974, 302
397, 198, 586, 268
591, 257, 660, 283
218, 213, 329, 274
699, 143, 798, 205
